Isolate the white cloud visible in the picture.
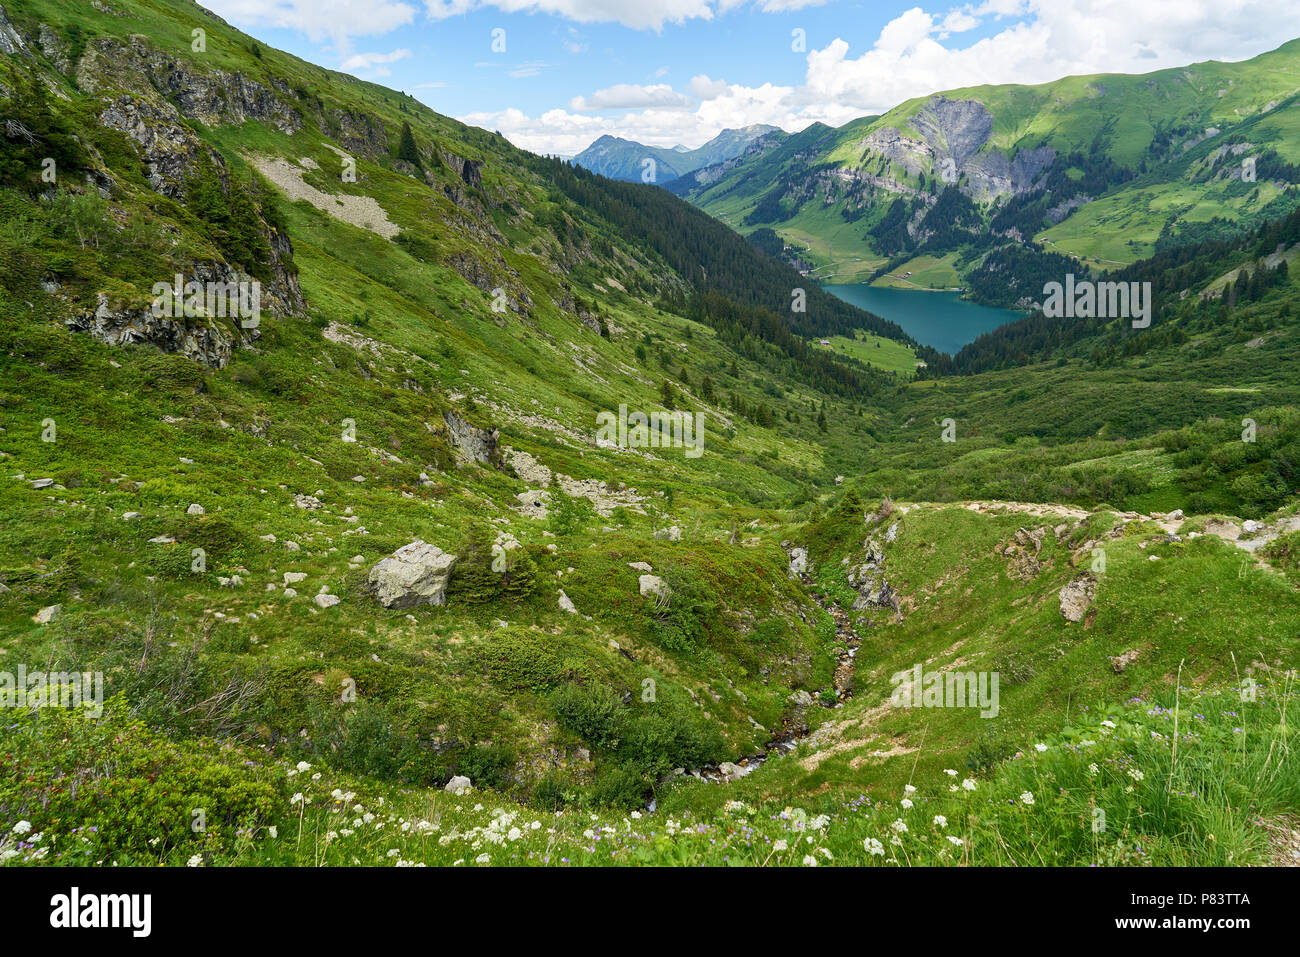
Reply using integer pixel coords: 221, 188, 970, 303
424, 0, 717, 31
688, 74, 729, 99
482, 0, 1300, 155
340, 48, 413, 76
206, 0, 417, 49
508, 61, 552, 77
570, 83, 695, 110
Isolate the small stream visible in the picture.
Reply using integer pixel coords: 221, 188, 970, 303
661, 575, 862, 798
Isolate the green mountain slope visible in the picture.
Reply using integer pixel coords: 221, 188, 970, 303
0, 0, 1297, 869
677, 41, 1300, 291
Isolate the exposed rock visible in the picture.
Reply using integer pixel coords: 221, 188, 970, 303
1059, 575, 1097, 623
328, 110, 390, 161
504, 447, 552, 487
314, 593, 341, 609
38, 23, 71, 73
846, 538, 896, 612
96, 93, 206, 200
78, 35, 300, 134
1000, 526, 1046, 580
0, 3, 29, 57
34, 604, 60, 624
67, 280, 254, 368
186, 503, 205, 515
1110, 649, 1140, 673
627, 561, 653, 573
717, 762, 750, 782
553, 473, 643, 517
654, 525, 682, 542
638, 574, 670, 601
514, 490, 550, 520
368, 541, 458, 608
861, 96, 1054, 205
444, 775, 472, 795
443, 411, 499, 467
557, 590, 577, 614
786, 545, 809, 579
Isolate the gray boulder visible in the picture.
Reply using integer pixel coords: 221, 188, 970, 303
1059, 575, 1097, 623
368, 541, 458, 608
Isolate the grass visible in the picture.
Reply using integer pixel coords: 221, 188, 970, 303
2, 0, 1299, 869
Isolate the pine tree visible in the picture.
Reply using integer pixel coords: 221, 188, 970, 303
817, 409, 828, 432
396, 121, 422, 167
660, 380, 678, 408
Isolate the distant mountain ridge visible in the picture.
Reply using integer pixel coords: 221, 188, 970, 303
671, 39, 1300, 291
572, 124, 784, 183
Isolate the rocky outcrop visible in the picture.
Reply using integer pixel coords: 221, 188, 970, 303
846, 538, 895, 612
97, 93, 202, 200
999, 526, 1047, 580
0, 3, 28, 57
328, 109, 389, 162
368, 541, 458, 609
1059, 575, 1096, 623
443, 411, 499, 467
66, 289, 250, 368
785, 544, 809, 579
860, 96, 1054, 203
38, 23, 70, 73
93, 95, 304, 317
76, 35, 300, 134
439, 150, 483, 190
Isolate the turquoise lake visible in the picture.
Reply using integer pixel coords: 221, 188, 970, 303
823, 284, 1023, 355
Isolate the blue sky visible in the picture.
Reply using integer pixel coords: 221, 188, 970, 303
206, 1, 1300, 156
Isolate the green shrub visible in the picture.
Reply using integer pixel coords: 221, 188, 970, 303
0, 698, 285, 860
479, 630, 564, 692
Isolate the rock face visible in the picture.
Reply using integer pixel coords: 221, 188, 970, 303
443, 411, 499, 467
847, 539, 895, 612
77, 36, 301, 134
0, 3, 28, 57
860, 96, 1055, 203
67, 291, 247, 369
97, 93, 210, 199
368, 541, 458, 608
1059, 575, 1097, 623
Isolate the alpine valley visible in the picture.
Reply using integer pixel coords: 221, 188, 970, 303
0, 0, 1298, 871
